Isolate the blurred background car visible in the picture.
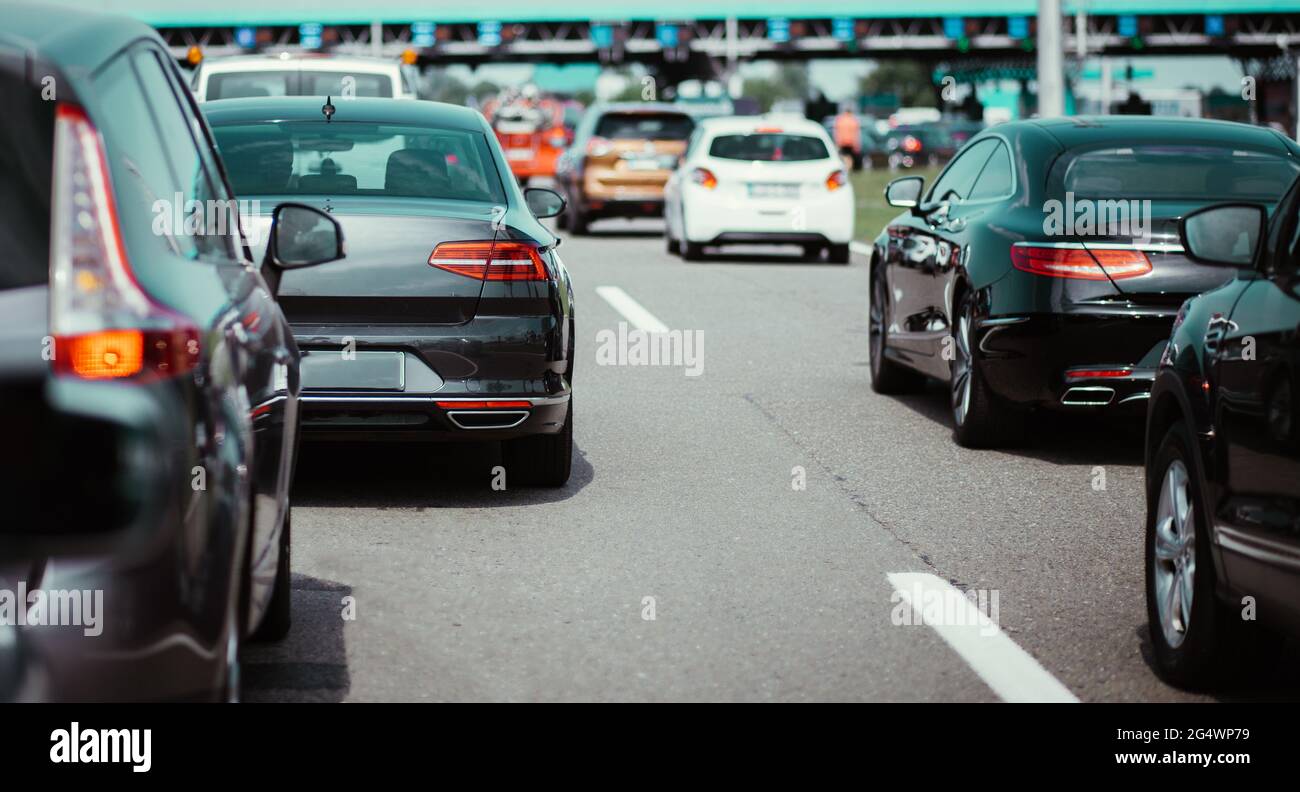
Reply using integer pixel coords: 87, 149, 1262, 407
664, 115, 853, 262
192, 53, 420, 101
553, 102, 695, 234
481, 86, 574, 185
1144, 196, 1300, 688
878, 123, 949, 169
0, 2, 343, 701
205, 97, 577, 485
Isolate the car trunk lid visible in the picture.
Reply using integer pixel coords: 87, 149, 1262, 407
245, 197, 499, 325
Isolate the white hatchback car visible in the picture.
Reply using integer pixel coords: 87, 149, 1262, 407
664, 116, 854, 263
192, 54, 419, 102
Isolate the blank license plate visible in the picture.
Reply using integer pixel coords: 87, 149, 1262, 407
748, 182, 800, 199
301, 350, 405, 391
506, 148, 533, 161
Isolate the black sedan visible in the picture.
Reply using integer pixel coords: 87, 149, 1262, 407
204, 97, 575, 486
1143, 189, 1300, 687
1, 3, 342, 701
869, 116, 1300, 447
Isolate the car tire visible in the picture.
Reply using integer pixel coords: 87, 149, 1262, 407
250, 507, 292, 642
802, 244, 823, 262
665, 232, 679, 256
682, 241, 704, 261
828, 244, 851, 264
869, 262, 925, 395
1145, 422, 1280, 688
950, 289, 1023, 448
502, 399, 573, 487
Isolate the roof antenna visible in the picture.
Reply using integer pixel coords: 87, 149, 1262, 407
322, 96, 335, 123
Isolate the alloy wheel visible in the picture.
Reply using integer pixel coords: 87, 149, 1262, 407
869, 274, 887, 369
950, 302, 973, 426
1153, 458, 1196, 649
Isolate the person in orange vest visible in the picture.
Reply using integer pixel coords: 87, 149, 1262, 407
833, 105, 863, 172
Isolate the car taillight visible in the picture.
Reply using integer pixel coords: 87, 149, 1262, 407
49, 104, 199, 381
902, 135, 922, 153
1011, 245, 1152, 281
1066, 368, 1134, 379
428, 240, 548, 281
586, 136, 612, 157
435, 400, 531, 409
691, 167, 718, 189
826, 169, 848, 191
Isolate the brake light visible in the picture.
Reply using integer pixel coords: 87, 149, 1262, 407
691, 167, 718, 189
1066, 368, 1134, 379
1011, 246, 1152, 281
49, 104, 199, 381
826, 169, 848, 191
428, 240, 548, 281
435, 400, 531, 409
755, 126, 784, 133
586, 136, 612, 158
902, 135, 922, 153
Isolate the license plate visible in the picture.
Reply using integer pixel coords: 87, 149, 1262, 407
506, 148, 533, 161
747, 182, 800, 199
625, 157, 661, 171
301, 350, 405, 391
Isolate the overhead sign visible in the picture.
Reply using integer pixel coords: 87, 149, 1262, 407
767, 18, 790, 43
298, 22, 322, 49
478, 21, 502, 46
411, 22, 436, 47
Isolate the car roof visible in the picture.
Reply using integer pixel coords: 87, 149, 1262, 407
590, 102, 693, 116
1022, 115, 1297, 154
698, 115, 828, 136
201, 96, 486, 131
200, 54, 402, 74
0, 1, 159, 73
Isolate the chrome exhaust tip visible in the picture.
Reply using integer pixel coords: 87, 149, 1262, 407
1061, 387, 1115, 407
446, 410, 530, 430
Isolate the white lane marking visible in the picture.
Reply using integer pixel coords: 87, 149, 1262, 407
887, 572, 1079, 703
595, 286, 670, 333
850, 241, 873, 258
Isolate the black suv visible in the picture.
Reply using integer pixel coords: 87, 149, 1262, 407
0, 2, 341, 701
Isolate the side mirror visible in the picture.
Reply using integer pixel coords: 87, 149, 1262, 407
524, 187, 566, 219
263, 203, 345, 295
885, 176, 924, 208
1180, 203, 1266, 268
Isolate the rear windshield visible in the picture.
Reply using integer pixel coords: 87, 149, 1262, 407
211, 121, 507, 203
1055, 144, 1300, 202
206, 70, 393, 100
595, 112, 693, 141
0, 69, 53, 290
709, 133, 829, 162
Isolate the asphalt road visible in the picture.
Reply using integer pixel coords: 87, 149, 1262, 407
245, 217, 1300, 702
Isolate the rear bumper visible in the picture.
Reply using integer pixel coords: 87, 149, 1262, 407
291, 315, 571, 441
581, 197, 665, 219
975, 311, 1174, 414
299, 392, 570, 441
683, 188, 853, 245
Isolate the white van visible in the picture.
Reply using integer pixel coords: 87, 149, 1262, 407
192, 54, 419, 102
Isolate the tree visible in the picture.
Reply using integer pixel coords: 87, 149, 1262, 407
740, 63, 810, 112
859, 62, 936, 107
